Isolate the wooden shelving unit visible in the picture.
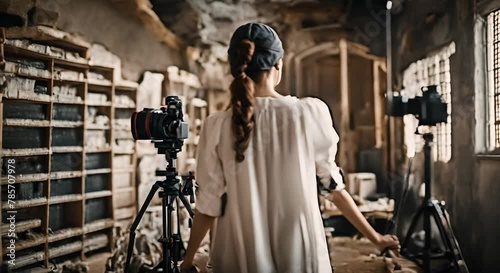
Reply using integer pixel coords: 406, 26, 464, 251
165, 66, 207, 175
112, 80, 138, 229
0, 26, 139, 271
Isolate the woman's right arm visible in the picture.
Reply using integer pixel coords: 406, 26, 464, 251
326, 189, 399, 252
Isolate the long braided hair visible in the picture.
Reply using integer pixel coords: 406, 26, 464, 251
229, 39, 256, 162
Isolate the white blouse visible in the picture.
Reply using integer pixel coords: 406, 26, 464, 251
195, 96, 345, 273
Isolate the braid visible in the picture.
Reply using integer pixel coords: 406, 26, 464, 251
229, 39, 255, 162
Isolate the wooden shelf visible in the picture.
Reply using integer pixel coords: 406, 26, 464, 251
85, 168, 111, 175
85, 147, 112, 153
115, 85, 138, 91
115, 207, 135, 220
88, 81, 112, 89
53, 57, 88, 69
4, 61, 52, 80
49, 194, 83, 205
4, 44, 88, 69
51, 146, 83, 153
2, 148, 50, 156
3, 236, 47, 252
85, 190, 112, 200
85, 101, 112, 107
115, 187, 134, 194
89, 64, 114, 71
48, 241, 83, 259
2, 197, 47, 209
48, 227, 83, 243
3, 93, 51, 103
86, 124, 110, 130
53, 78, 87, 85
1, 27, 140, 269
5, 26, 90, 58
2, 219, 42, 235
50, 171, 83, 179
51, 97, 85, 104
52, 120, 84, 128
113, 150, 134, 155
83, 234, 109, 253
113, 167, 135, 173
83, 219, 114, 234
0, 173, 49, 185
114, 105, 136, 109
8, 250, 45, 270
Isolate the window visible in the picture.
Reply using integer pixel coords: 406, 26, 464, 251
401, 43, 455, 162
486, 10, 500, 150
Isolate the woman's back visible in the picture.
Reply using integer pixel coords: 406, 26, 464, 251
196, 96, 342, 273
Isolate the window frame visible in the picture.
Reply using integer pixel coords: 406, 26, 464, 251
401, 43, 455, 162
476, 10, 500, 155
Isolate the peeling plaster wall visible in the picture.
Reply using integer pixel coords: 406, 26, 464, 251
392, 1, 500, 272
54, 0, 187, 82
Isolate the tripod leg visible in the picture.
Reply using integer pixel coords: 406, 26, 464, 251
124, 182, 161, 273
423, 202, 431, 273
178, 193, 194, 218
430, 201, 470, 273
402, 205, 425, 251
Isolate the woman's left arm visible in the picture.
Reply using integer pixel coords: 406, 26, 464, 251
180, 211, 215, 270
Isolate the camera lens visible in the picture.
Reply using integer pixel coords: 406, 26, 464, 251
131, 110, 152, 140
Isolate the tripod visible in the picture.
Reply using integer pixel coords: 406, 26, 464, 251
124, 140, 195, 273
400, 133, 469, 273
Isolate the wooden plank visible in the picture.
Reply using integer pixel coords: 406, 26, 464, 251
8, 250, 45, 269
83, 233, 109, 253
339, 38, 351, 171
49, 194, 83, 205
5, 26, 90, 58
48, 227, 83, 243
1, 219, 42, 235
476, 0, 500, 16
2, 148, 50, 156
1, 197, 47, 209
48, 241, 83, 259
114, 207, 135, 220
85, 190, 112, 200
3, 118, 51, 127
83, 219, 114, 234
5, 236, 47, 252
373, 61, 384, 148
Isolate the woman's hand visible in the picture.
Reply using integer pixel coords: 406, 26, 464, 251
180, 260, 199, 273
374, 233, 400, 254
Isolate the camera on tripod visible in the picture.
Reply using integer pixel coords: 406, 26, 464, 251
131, 95, 189, 142
125, 96, 196, 273
386, 85, 448, 126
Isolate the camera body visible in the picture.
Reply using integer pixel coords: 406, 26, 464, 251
131, 96, 189, 141
386, 85, 448, 126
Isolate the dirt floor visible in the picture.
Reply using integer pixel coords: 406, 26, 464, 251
86, 237, 422, 273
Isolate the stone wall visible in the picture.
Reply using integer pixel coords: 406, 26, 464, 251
392, 1, 500, 272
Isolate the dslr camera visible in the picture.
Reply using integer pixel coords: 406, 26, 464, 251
131, 96, 189, 141
386, 85, 448, 126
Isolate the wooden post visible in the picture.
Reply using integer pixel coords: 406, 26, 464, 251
373, 61, 384, 148
339, 39, 351, 172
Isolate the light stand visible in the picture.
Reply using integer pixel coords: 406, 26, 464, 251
124, 140, 194, 273
400, 133, 469, 273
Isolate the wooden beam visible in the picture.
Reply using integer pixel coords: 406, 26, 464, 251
476, 0, 500, 17
339, 38, 350, 171
373, 61, 384, 148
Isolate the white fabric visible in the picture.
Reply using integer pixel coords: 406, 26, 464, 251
195, 96, 345, 273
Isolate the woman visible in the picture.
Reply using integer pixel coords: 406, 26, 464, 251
181, 23, 399, 273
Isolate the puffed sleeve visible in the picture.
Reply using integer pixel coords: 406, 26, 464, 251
195, 115, 226, 217
306, 98, 346, 191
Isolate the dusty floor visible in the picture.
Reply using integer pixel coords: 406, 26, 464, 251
85, 237, 421, 273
